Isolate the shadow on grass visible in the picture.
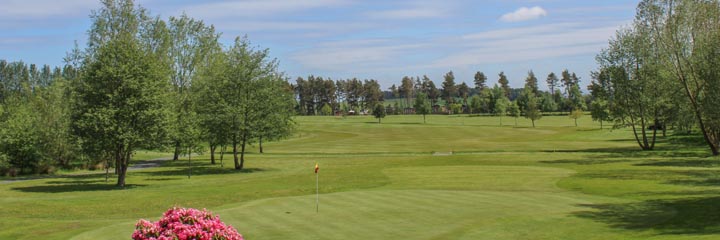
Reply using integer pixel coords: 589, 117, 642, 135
540, 159, 634, 165
540, 146, 711, 167
636, 159, 720, 168
390, 122, 423, 125
12, 183, 146, 193
574, 196, 720, 235
144, 177, 182, 181
137, 166, 272, 177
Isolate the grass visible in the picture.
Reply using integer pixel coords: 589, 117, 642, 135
0, 115, 718, 239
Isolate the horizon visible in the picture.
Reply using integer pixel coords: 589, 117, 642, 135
1, 0, 638, 90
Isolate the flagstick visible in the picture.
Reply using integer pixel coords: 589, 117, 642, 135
316, 170, 319, 213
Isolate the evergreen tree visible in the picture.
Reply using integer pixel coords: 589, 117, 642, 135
546, 72, 559, 94
474, 71, 487, 92
498, 71, 511, 98
441, 71, 457, 106
525, 70, 539, 95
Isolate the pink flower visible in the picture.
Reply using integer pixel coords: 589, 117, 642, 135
132, 207, 243, 240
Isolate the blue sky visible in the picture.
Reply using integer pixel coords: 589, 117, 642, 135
0, 0, 638, 90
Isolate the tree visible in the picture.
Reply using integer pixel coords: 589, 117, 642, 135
71, 0, 170, 187
73, 34, 168, 187
570, 108, 583, 127
525, 70, 539, 95
193, 48, 228, 165
363, 79, 383, 111
489, 84, 505, 114
469, 95, 483, 115
637, 0, 720, 155
400, 76, 414, 107
498, 72, 511, 98
474, 71, 487, 92
320, 103, 333, 116
0, 99, 43, 175
166, 14, 219, 162
561, 69, 573, 97
596, 25, 669, 151
523, 89, 542, 128
458, 82, 470, 105
508, 101, 520, 126
255, 79, 295, 154
590, 100, 610, 129
567, 81, 585, 111
196, 37, 288, 170
426, 78, 440, 106
373, 103, 386, 123
449, 103, 463, 115
546, 72, 559, 94
441, 71, 457, 106
589, 70, 612, 129
389, 84, 399, 99
495, 96, 510, 126
414, 92, 432, 123
540, 92, 558, 112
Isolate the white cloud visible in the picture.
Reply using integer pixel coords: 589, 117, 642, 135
430, 23, 619, 68
290, 39, 426, 71
180, 0, 351, 19
462, 23, 583, 40
0, 0, 98, 19
500, 6, 548, 22
286, 20, 622, 78
365, 0, 454, 20
367, 8, 445, 19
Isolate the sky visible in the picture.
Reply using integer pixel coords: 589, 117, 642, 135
0, 0, 639, 90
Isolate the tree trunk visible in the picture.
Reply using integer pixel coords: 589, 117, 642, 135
116, 148, 130, 188
187, 147, 191, 179
532, 119, 535, 128
105, 157, 109, 183
669, 46, 719, 155
238, 133, 246, 170
630, 120, 646, 150
173, 140, 180, 161
378, 118, 381, 124
210, 144, 216, 165
423, 114, 426, 124
259, 136, 263, 154
600, 120, 603, 129
220, 145, 225, 167
500, 117, 502, 126
233, 134, 239, 170
575, 118, 578, 127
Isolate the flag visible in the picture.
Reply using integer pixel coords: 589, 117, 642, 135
314, 163, 319, 174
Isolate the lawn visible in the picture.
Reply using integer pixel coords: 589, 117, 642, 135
0, 115, 718, 239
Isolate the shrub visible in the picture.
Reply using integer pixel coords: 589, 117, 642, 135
132, 207, 243, 240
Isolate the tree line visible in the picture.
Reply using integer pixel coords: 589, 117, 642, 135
294, 69, 588, 126
0, 0, 295, 186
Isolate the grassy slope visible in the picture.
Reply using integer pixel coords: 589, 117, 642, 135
0, 115, 718, 239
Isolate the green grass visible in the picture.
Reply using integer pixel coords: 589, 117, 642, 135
0, 115, 718, 239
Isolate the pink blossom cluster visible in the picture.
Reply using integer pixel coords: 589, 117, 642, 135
132, 207, 243, 240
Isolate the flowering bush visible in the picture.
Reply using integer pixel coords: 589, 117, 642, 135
132, 207, 243, 240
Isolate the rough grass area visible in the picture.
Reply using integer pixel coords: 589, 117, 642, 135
0, 115, 718, 239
